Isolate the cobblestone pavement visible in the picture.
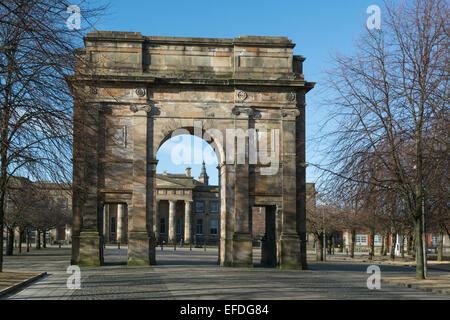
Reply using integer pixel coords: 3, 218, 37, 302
2, 246, 449, 300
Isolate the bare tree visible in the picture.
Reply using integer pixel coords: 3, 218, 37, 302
0, 0, 106, 271
307, 191, 345, 261
3, 176, 34, 254
317, 0, 447, 279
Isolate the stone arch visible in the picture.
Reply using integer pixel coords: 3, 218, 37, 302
154, 125, 230, 265
154, 122, 226, 167
69, 31, 314, 269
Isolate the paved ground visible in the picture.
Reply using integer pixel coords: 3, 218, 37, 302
0, 271, 42, 291
1, 246, 449, 300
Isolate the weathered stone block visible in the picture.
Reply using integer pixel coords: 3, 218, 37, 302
78, 231, 101, 267
128, 231, 155, 266
232, 232, 253, 268
279, 232, 302, 270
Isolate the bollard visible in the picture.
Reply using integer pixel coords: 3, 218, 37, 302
190, 242, 192, 251
118, 242, 120, 250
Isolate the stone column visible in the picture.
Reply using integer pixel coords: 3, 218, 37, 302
168, 200, 176, 244
76, 103, 101, 267
103, 204, 109, 243
230, 108, 252, 268
127, 105, 155, 266
184, 200, 192, 244
279, 109, 301, 269
219, 162, 233, 266
154, 200, 160, 243
117, 204, 123, 243
296, 97, 308, 269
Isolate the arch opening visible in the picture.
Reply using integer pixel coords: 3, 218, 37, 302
102, 202, 128, 266
154, 133, 222, 266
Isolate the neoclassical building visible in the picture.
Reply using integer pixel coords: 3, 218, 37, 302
102, 163, 220, 245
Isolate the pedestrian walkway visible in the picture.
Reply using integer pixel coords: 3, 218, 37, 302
2, 246, 449, 300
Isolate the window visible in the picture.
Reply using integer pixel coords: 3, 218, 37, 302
57, 198, 67, 209
110, 217, 116, 234
196, 219, 203, 235
355, 234, 367, 246
431, 235, 440, 246
195, 201, 204, 213
160, 218, 166, 234
374, 234, 382, 246
210, 219, 218, 235
176, 218, 181, 235
209, 201, 219, 213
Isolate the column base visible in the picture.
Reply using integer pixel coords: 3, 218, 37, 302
128, 231, 156, 266
279, 232, 301, 270
220, 237, 233, 267
77, 231, 101, 267
71, 235, 80, 265
232, 232, 253, 268
299, 239, 308, 270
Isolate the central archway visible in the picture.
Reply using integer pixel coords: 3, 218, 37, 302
154, 133, 222, 265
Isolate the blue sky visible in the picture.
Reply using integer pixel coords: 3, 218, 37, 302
91, 0, 385, 185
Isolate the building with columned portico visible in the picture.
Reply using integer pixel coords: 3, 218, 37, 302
102, 162, 220, 246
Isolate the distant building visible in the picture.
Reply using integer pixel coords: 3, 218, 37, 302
102, 162, 220, 245
2, 177, 71, 247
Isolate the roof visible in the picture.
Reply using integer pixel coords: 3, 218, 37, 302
156, 173, 217, 191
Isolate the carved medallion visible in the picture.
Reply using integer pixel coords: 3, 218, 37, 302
236, 90, 248, 101
136, 88, 146, 97
287, 92, 296, 102
90, 87, 98, 95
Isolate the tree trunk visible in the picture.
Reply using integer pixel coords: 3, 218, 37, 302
390, 233, 396, 261
0, 125, 8, 273
437, 231, 444, 262
414, 216, 425, 279
36, 230, 41, 249
27, 230, 31, 253
400, 234, 405, 258
42, 230, 47, 248
18, 230, 23, 254
315, 233, 324, 261
6, 226, 14, 256
350, 228, 356, 258
383, 232, 389, 256
369, 227, 375, 260
407, 232, 414, 256
327, 235, 332, 255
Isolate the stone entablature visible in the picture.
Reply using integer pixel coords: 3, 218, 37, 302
79, 32, 306, 82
